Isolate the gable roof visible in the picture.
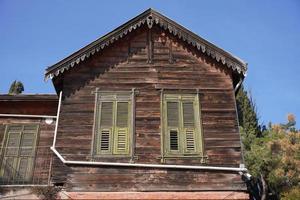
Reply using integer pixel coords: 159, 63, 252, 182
45, 8, 247, 80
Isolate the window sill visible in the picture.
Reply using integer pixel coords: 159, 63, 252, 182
89, 155, 138, 161
159, 154, 208, 163
90, 155, 131, 158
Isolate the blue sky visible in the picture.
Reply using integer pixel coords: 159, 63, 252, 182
0, 0, 299, 127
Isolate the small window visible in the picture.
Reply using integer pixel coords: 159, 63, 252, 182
93, 92, 132, 156
0, 124, 38, 184
162, 94, 203, 157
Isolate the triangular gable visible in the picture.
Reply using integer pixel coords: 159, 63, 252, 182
45, 8, 247, 80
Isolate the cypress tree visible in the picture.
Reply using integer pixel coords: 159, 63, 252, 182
236, 85, 261, 150
8, 80, 24, 95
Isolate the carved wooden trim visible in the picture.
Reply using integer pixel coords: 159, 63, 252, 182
45, 9, 247, 80
147, 29, 153, 64
168, 38, 174, 64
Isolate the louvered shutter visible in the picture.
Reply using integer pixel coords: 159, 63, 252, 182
100, 102, 113, 127
19, 125, 37, 182
183, 102, 195, 128
170, 130, 179, 150
1, 124, 37, 183
20, 133, 35, 156
99, 102, 113, 153
166, 102, 180, 152
167, 102, 179, 127
5, 132, 21, 156
100, 129, 110, 151
17, 130, 36, 182
114, 102, 129, 154
94, 92, 132, 156
2, 157, 16, 181
183, 102, 196, 153
16, 158, 29, 181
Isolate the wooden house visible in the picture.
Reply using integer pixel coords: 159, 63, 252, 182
0, 94, 57, 198
0, 9, 250, 199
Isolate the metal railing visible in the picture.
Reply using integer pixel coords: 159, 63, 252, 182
0, 146, 52, 186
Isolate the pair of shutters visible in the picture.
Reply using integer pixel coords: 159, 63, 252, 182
165, 94, 202, 155
96, 95, 131, 155
95, 92, 202, 157
1, 125, 38, 183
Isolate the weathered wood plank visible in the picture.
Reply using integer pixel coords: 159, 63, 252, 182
52, 26, 244, 192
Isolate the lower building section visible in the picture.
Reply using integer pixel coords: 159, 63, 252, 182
61, 191, 249, 200
52, 164, 247, 192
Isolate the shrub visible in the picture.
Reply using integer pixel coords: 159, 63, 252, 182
31, 186, 60, 200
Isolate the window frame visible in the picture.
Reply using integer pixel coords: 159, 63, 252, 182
92, 90, 134, 158
161, 93, 204, 159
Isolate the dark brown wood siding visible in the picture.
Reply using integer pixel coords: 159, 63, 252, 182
0, 95, 57, 116
53, 25, 245, 191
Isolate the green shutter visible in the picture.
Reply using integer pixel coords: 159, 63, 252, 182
16, 158, 29, 181
166, 102, 180, 153
167, 102, 179, 127
0, 124, 38, 183
183, 102, 195, 127
95, 94, 132, 156
20, 133, 35, 156
2, 157, 16, 180
116, 102, 128, 127
163, 94, 203, 157
100, 102, 113, 127
182, 102, 196, 153
114, 128, 128, 154
114, 102, 129, 154
5, 132, 21, 156
169, 130, 179, 151
185, 129, 195, 152
99, 129, 111, 152
98, 102, 113, 154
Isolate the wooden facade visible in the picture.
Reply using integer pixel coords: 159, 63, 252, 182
0, 95, 57, 186
0, 9, 249, 199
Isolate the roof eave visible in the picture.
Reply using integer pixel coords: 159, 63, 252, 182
45, 8, 247, 80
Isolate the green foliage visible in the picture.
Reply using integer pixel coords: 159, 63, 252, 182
281, 186, 300, 200
8, 80, 24, 94
31, 186, 60, 200
244, 114, 300, 199
236, 85, 261, 151
237, 85, 299, 199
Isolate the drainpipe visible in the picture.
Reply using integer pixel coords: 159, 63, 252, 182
52, 91, 62, 148
234, 76, 244, 94
0, 114, 57, 119
50, 91, 248, 173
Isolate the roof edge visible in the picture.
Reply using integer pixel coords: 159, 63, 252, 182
0, 94, 58, 101
45, 8, 247, 80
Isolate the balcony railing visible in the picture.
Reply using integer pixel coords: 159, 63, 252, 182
0, 146, 53, 186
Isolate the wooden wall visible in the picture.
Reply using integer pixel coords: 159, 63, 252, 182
53, 25, 245, 191
0, 95, 57, 116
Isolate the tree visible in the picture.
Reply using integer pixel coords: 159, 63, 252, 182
281, 186, 300, 200
236, 85, 261, 151
245, 114, 300, 200
236, 86, 299, 199
8, 80, 24, 94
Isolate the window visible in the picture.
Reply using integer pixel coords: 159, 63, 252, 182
0, 124, 38, 183
162, 94, 203, 157
93, 92, 132, 156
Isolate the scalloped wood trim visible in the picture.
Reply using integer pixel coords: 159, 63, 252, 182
45, 9, 247, 80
